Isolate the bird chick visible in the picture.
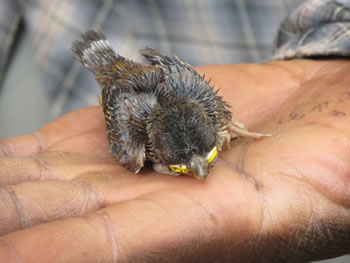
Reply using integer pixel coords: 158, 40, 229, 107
72, 29, 271, 181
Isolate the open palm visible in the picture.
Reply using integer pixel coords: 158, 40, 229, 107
0, 59, 349, 263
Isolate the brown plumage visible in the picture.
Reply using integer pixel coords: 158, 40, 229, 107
72, 29, 271, 181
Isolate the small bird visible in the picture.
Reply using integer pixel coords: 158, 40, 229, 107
72, 29, 271, 181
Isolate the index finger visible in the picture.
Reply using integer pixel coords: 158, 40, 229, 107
0, 106, 105, 157
0, 185, 258, 263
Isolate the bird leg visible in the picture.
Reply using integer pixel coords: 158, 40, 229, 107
153, 162, 179, 176
228, 119, 272, 139
217, 128, 232, 150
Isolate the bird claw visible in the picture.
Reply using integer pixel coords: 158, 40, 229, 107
153, 162, 179, 176
228, 120, 272, 139
231, 119, 246, 130
217, 129, 233, 150
225, 132, 231, 150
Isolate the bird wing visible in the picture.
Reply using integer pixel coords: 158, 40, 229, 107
102, 82, 157, 173
73, 30, 161, 173
140, 47, 231, 126
100, 58, 161, 173
140, 47, 200, 93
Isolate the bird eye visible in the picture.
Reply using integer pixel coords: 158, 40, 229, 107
207, 146, 217, 163
169, 164, 189, 174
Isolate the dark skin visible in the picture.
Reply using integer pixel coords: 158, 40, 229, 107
0, 59, 350, 262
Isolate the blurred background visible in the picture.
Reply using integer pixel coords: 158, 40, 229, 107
0, 1, 349, 262
1, 0, 303, 138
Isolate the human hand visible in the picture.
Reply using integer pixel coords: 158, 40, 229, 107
0, 59, 349, 262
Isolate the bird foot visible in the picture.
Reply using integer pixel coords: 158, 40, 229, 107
217, 129, 232, 150
228, 119, 272, 139
153, 162, 179, 176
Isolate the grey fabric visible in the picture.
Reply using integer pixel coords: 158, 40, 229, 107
0, 0, 303, 117
273, 0, 350, 59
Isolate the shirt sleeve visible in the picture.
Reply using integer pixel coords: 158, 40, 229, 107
272, 0, 350, 60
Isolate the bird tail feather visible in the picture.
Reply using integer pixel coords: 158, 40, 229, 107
72, 29, 118, 74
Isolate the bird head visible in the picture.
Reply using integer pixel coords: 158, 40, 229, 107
147, 97, 219, 181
